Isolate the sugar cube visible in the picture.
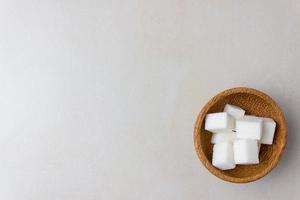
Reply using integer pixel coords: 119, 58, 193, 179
236, 116, 263, 140
212, 142, 235, 170
211, 132, 236, 144
260, 118, 276, 145
243, 115, 261, 120
205, 112, 235, 133
234, 139, 259, 164
224, 104, 245, 119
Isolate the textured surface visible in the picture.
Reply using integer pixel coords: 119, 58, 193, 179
194, 88, 287, 183
0, 0, 300, 199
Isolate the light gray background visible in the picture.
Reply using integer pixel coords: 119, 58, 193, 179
0, 0, 299, 199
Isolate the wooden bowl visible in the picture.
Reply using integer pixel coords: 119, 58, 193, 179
194, 87, 287, 183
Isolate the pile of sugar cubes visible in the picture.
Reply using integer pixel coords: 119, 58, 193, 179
205, 104, 276, 170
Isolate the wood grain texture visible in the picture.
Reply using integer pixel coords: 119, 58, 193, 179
194, 87, 287, 183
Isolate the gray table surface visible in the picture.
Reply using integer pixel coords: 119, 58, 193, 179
0, 0, 299, 199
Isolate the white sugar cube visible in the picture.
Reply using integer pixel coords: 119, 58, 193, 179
260, 118, 276, 145
234, 139, 259, 164
236, 116, 263, 140
205, 112, 235, 133
224, 104, 245, 119
211, 132, 236, 144
243, 115, 261, 120
212, 142, 235, 170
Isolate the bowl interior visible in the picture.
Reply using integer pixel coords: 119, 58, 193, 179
194, 88, 287, 183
